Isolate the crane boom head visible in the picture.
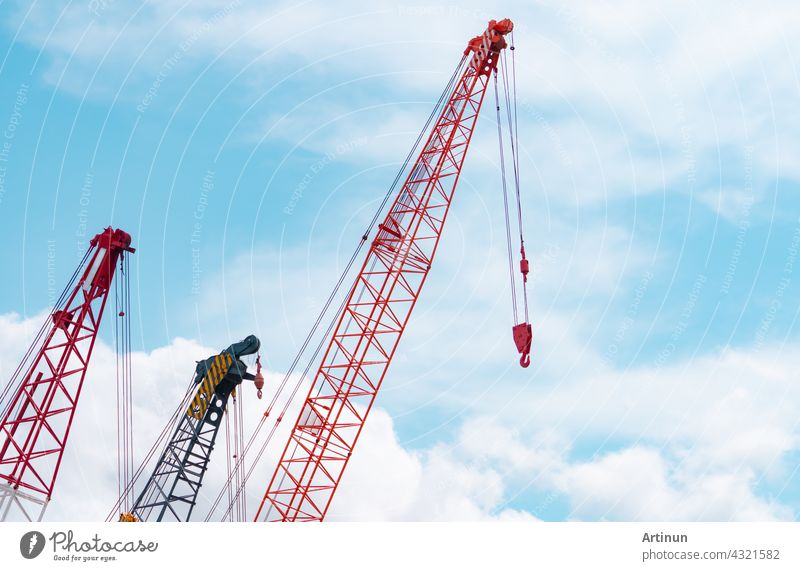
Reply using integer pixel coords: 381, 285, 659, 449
188, 335, 260, 420
224, 334, 261, 359
89, 227, 135, 253
464, 18, 514, 75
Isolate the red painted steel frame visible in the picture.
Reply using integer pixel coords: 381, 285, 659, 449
256, 19, 513, 522
0, 227, 134, 500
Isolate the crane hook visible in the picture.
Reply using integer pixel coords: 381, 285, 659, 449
254, 355, 264, 399
512, 322, 532, 368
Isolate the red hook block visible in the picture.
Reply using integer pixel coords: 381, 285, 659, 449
512, 322, 532, 368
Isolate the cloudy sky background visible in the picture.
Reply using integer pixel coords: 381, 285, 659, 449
0, 0, 799, 521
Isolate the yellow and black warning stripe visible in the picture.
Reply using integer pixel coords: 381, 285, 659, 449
187, 353, 233, 420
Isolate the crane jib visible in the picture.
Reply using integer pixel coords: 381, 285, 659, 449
0, 227, 134, 521
119, 336, 260, 522
256, 17, 520, 523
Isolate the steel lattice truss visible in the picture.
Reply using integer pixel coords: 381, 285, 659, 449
131, 393, 229, 522
0, 228, 133, 521
257, 19, 513, 522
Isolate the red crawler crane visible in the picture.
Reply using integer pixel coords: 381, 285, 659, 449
256, 18, 528, 522
0, 227, 134, 521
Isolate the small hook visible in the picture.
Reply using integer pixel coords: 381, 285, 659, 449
254, 354, 265, 400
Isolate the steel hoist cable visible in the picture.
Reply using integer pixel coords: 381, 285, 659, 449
114, 253, 135, 514
497, 34, 532, 367
105, 375, 196, 521
203, 55, 470, 522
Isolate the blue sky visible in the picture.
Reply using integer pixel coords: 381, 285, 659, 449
1, 0, 799, 521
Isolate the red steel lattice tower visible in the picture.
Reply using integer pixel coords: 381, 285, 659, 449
0, 227, 134, 518
256, 19, 514, 521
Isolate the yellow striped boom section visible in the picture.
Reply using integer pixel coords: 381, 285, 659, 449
187, 353, 233, 420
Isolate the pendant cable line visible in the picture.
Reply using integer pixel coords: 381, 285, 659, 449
201, 54, 469, 523
117, 19, 530, 524
498, 33, 532, 368
224, 394, 233, 520
105, 375, 197, 521
0, 248, 92, 416
494, 68, 519, 323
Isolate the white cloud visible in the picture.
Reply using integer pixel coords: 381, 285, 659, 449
0, 309, 797, 521
696, 187, 758, 224
0, 312, 224, 521
0, 311, 540, 522
265, 333, 799, 523
330, 409, 538, 521
559, 446, 791, 521
12, 0, 800, 206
